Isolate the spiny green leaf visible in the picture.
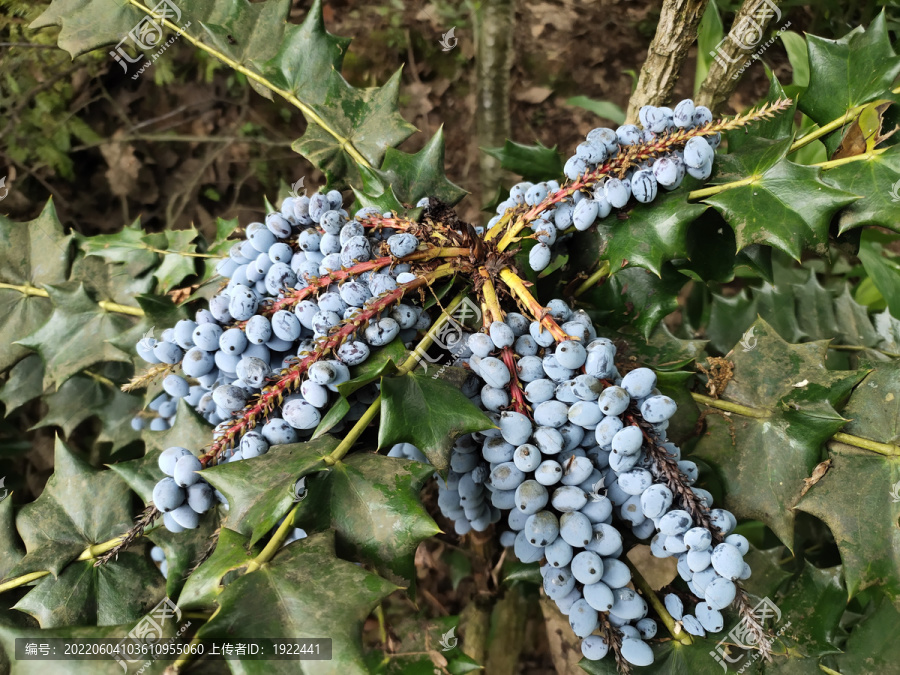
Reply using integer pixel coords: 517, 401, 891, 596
0, 354, 45, 415
200, 437, 335, 546
799, 11, 900, 127
376, 127, 467, 206
143, 228, 200, 291
727, 72, 796, 150
594, 191, 707, 277
76, 218, 158, 274
12, 553, 165, 628
330, 453, 439, 587
691, 319, 866, 548
482, 139, 564, 183
704, 137, 858, 259
141, 399, 212, 457
0, 200, 72, 372
5, 438, 133, 579
824, 146, 900, 234
177, 528, 261, 611
857, 230, 900, 319
108, 448, 165, 506
195, 530, 398, 675
15, 283, 135, 389
774, 562, 844, 657
379, 372, 494, 473
831, 595, 900, 674
583, 264, 685, 339
0, 496, 23, 580
565, 96, 626, 125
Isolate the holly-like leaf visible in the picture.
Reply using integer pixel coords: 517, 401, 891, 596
482, 139, 564, 183
177, 528, 262, 611
376, 127, 467, 206
691, 319, 866, 548
799, 11, 900, 127
379, 372, 494, 473
108, 448, 165, 506
0, 354, 45, 415
704, 137, 858, 259
76, 218, 159, 274
583, 264, 686, 339
142, 228, 200, 291
0, 200, 72, 372
774, 563, 844, 657
857, 230, 900, 319
195, 530, 398, 675
33, 0, 418, 189
141, 400, 212, 457
824, 145, 900, 234
832, 596, 900, 674
200, 437, 334, 545
0, 496, 23, 580
5, 438, 133, 579
15, 283, 135, 389
12, 552, 165, 628
328, 453, 439, 586
594, 191, 708, 277
728, 71, 797, 149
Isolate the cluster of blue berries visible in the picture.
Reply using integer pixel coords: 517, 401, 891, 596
484, 99, 720, 273
431, 298, 751, 666
136, 187, 436, 532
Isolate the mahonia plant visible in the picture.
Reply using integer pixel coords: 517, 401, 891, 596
0, 3, 899, 675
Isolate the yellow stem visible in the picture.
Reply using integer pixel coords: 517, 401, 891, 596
98, 300, 145, 317
143, 245, 225, 259
623, 558, 691, 645
688, 176, 758, 201
831, 432, 900, 457
573, 261, 611, 298
811, 147, 887, 170
0, 282, 48, 297
789, 103, 869, 152
123, 0, 373, 169
479, 268, 504, 323
246, 504, 301, 571
818, 667, 842, 675
499, 268, 570, 342
829, 344, 900, 358
692, 393, 900, 456
0, 571, 50, 594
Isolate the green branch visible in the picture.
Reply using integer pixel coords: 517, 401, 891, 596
123, 0, 373, 169
690, 392, 900, 456
623, 557, 691, 645
0, 283, 146, 317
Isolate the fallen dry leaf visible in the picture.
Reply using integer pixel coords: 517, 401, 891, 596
800, 459, 833, 497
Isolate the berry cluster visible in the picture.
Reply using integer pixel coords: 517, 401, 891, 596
134, 188, 439, 532
483, 99, 720, 273
433, 299, 751, 667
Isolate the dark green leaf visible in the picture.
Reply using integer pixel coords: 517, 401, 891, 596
311, 396, 351, 440
336, 337, 408, 398
376, 127, 467, 206
147, 510, 221, 600
692, 319, 866, 548
482, 139, 564, 183
832, 596, 900, 674
857, 230, 900, 318
13, 552, 165, 628
329, 453, 439, 586
704, 138, 857, 259
774, 563, 844, 657
799, 12, 900, 126
200, 437, 334, 546
76, 219, 158, 274
0, 354, 45, 415
824, 145, 900, 234
0, 200, 72, 372
195, 530, 397, 675
594, 191, 707, 277
15, 284, 135, 389
379, 372, 494, 473
5, 438, 133, 579
0, 495, 23, 580
177, 528, 261, 611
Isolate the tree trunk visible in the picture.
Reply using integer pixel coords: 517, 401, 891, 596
473, 0, 515, 200
696, 0, 786, 112
625, 0, 710, 124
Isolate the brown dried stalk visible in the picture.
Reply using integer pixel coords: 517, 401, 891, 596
121, 362, 176, 392
95, 505, 159, 566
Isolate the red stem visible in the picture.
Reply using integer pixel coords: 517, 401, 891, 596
501, 347, 530, 417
